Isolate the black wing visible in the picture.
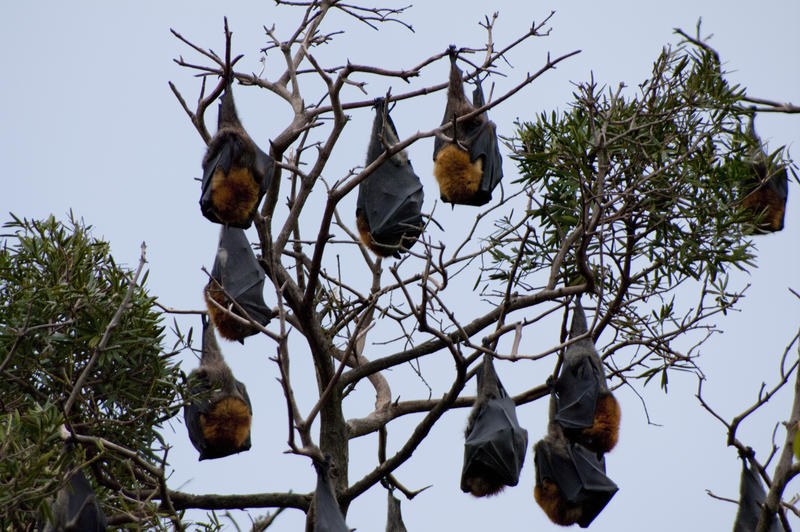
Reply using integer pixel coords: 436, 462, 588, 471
313, 459, 349, 532
183, 380, 211, 459
211, 226, 273, 328
358, 100, 424, 255
460, 394, 528, 491
553, 355, 602, 429
386, 491, 408, 532
461, 355, 528, 494
534, 439, 618, 528
733, 457, 780, 532
468, 82, 503, 204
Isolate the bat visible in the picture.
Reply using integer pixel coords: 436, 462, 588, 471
740, 113, 788, 233
432, 46, 503, 206
200, 77, 274, 229
39, 469, 107, 532
204, 226, 273, 343
552, 299, 620, 454
313, 458, 349, 532
533, 434, 618, 528
184, 315, 252, 460
460, 353, 528, 497
733, 456, 780, 532
356, 98, 424, 258
385, 490, 408, 532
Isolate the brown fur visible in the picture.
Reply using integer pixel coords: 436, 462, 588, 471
534, 480, 583, 526
463, 474, 506, 498
741, 187, 785, 233
209, 166, 261, 226
433, 144, 483, 204
577, 393, 621, 454
200, 396, 252, 450
204, 282, 258, 342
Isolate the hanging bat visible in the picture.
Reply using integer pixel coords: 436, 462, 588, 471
733, 456, 780, 532
432, 46, 503, 206
385, 490, 408, 532
313, 458, 349, 532
204, 226, 274, 343
184, 315, 252, 460
39, 469, 107, 532
552, 299, 620, 454
460, 353, 528, 497
356, 98, 424, 258
533, 434, 618, 528
200, 77, 274, 229
740, 112, 788, 233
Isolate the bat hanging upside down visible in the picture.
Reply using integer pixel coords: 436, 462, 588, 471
552, 299, 620, 455
200, 76, 274, 229
184, 315, 252, 460
432, 46, 503, 207
356, 98, 424, 258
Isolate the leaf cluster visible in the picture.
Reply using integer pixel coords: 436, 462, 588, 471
0, 214, 183, 528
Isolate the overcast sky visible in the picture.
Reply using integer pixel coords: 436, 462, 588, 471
2, 1, 799, 530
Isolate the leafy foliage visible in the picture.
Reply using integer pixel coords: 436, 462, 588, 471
0, 214, 182, 528
490, 31, 794, 386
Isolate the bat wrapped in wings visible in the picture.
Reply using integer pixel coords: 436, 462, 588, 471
356, 98, 424, 258
552, 299, 620, 454
39, 468, 107, 532
460, 353, 528, 497
313, 457, 350, 532
200, 76, 274, 229
733, 455, 780, 532
184, 315, 252, 460
533, 434, 618, 528
204, 226, 273, 343
385, 490, 408, 532
739, 112, 788, 233
432, 46, 503, 206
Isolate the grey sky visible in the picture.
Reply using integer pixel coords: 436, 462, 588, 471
2, 1, 799, 530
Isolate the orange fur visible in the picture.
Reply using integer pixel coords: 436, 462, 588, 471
433, 144, 483, 204
200, 396, 252, 450
579, 393, 621, 454
742, 188, 786, 233
209, 167, 261, 226
534, 480, 582, 526
204, 283, 257, 342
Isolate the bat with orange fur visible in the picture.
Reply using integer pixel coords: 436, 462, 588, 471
552, 299, 620, 454
432, 46, 503, 206
533, 433, 618, 528
184, 315, 252, 460
356, 98, 424, 258
200, 77, 274, 229
460, 354, 528, 497
204, 226, 273, 343
740, 112, 788, 234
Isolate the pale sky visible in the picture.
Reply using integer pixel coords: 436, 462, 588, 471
2, 1, 799, 530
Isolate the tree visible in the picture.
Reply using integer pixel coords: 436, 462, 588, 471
1, 2, 797, 530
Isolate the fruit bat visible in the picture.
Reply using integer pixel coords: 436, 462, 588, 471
733, 456, 780, 532
39, 469, 107, 532
432, 46, 503, 206
533, 434, 618, 528
460, 354, 528, 497
204, 226, 273, 343
184, 315, 252, 460
740, 113, 788, 233
385, 490, 408, 532
313, 458, 349, 532
200, 77, 274, 229
552, 299, 620, 454
356, 98, 424, 258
